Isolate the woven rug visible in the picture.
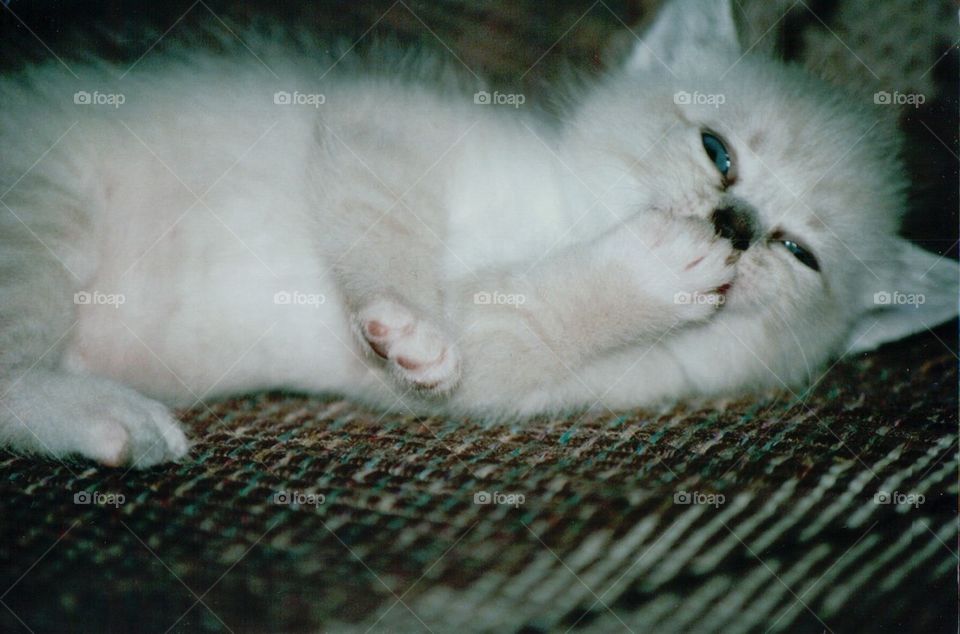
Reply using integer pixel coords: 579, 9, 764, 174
1, 1, 957, 632
1, 329, 956, 632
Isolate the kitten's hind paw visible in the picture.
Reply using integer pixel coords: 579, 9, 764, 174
357, 298, 461, 395
1, 372, 190, 469
89, 390, 190, 469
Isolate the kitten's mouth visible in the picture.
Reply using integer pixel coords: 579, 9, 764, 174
717, 280, 741, 308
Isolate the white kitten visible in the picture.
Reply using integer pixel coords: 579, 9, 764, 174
0, 0, 956, 467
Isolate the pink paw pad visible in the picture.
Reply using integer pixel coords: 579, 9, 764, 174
357, 298, 460, 393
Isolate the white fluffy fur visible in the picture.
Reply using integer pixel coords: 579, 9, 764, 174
1, 0, 956, 467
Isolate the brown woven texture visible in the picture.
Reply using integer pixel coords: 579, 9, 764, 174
0, 1, 957, 632
1, 332, 956, 632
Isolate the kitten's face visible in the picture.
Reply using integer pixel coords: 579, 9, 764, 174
603, 60, 903, 315
567, 0, 956, 364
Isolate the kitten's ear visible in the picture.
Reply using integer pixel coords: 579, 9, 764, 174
845, 239, 959, 353
626, 0, 741, 73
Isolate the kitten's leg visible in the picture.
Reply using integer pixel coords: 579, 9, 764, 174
320, 167, 461, 394
0, 185, 189, 467
445, 211, 736, 410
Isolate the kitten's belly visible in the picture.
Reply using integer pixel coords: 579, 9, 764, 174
61, 201, 366, 405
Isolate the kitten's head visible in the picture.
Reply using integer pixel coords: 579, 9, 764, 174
569, 0, 957, 374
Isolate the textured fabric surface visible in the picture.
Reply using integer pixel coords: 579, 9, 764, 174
1, 332, 956, 632
0, 1, 957, 632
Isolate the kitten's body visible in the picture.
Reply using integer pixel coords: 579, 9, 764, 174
1, 0, 956, 467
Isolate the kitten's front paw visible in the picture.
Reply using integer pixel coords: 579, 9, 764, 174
610, 212, 737, 323
357, 298, 461, 394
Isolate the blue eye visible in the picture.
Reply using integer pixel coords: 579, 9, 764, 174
781, 239, 820, 271
701, 132, 731, 178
